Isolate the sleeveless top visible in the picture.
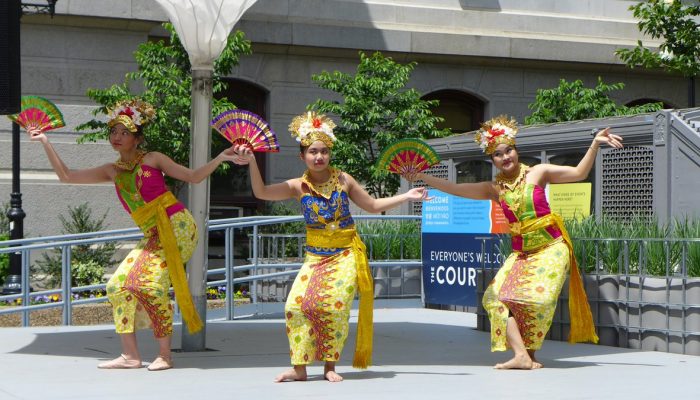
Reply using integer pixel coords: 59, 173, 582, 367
299, 167, 355, 255
497, 165, 562, 252
114, 161, 185, 232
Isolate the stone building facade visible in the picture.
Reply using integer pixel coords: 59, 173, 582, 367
1, 0, 695, 237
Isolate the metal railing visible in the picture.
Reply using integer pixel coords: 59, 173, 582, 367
0, 215, 421, 326
475, 236, 700, 355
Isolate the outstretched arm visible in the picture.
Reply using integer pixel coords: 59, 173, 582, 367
542, 127, 623, 184
345, 173, 429, 214
148, 146, 239, 184
30, 131, 112, 184
409, 171, 497, 201
230, 145, 297, 201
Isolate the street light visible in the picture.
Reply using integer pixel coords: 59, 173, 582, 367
153, 0, 258, 351
2, 1, 59, 295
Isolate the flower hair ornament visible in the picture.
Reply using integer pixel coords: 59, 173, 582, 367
107, 99, 156, 133
288, 111, 337, 148
474, 115, 519, 155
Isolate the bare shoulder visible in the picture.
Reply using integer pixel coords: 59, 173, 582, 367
528, 163, 548, 173
102, 163, 119, 181
287, 177, 304, 196
142, 151, 163, 163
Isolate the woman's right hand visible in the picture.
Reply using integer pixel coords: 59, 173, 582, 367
403, 171, 424, 182
27, 128, 48, 144
231, 144, 255, 166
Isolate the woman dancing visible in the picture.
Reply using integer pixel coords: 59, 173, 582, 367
410, 115, 622, 369
232, 111, 429, 382
29, 99, 236, 371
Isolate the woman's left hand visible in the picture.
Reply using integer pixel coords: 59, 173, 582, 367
593, 127, 624, 148
404, 187, 433, 202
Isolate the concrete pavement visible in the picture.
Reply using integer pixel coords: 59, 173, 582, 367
0, 305, 698, 400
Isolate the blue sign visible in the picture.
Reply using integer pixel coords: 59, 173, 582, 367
421, 233, 505, 306
421, 189, 508, 306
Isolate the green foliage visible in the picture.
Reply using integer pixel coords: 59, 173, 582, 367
310, 51, 452, 198
525, 78, 663, 125
76, 23, 252, 192
562, 215, 700, 277
357, 220, 421, 260
494, 215, 700, 277
616, 0, 700, 78
258, 202, 305, 235
0, 202, 9, 235
1, 203, 11, 285
0, 233, 8, 286
35, 203, 118, 287
71, 260, 107, 287
257, 202, 306, 258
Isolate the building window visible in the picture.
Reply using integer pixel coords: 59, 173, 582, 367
422, 90, 485, 133
626, 98, 675, 109
456, 160, 492, 183
518, 155, 541, 167
211, 78, 268, 214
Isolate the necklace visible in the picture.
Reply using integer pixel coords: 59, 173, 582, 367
301, 167, 341, 200
303, 167, 344, 231
115, 150, 146, 171
496, 164, 529, 216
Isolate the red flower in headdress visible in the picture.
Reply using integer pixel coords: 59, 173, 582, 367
489, 128, 505, 138
312, 118, 322, 129
119, 107, 135, 118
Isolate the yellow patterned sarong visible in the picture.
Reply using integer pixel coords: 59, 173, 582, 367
285, 249, 358, 365
106, 210, 198, 337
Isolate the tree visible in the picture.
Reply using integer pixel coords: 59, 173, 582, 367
35, 203, 118, 287
616, 0, 700, 106
76, 23, 252, 192
310, 52, 452, 198
525, 78, 663, 125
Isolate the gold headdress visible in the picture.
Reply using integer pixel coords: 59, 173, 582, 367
288, 111, 337, 148
107, 99, 156, 133
474, 115, 518, 155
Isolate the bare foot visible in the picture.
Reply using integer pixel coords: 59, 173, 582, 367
324, 369, 343, 382
97, 354, 142, 369
527, 350, 544, 369
494, 353, 533, 370
274, 366, 307, 383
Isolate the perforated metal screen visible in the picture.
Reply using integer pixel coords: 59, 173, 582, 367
600, 146, 654, 219
411, 162, 450, 214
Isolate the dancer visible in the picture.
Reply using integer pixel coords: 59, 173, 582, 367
29, 99, 237, 371
231, 111, 429, 382
409, 115, 621, 369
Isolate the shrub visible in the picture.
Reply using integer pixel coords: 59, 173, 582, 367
0, 233, 8, 286
35, 203, 117, 287
357, 220, 421, 260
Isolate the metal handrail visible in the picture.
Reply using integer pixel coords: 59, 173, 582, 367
0, 215, 422, 323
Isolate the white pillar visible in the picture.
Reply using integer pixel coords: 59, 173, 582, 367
182, 68, 213, 351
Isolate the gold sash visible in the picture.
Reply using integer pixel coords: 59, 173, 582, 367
130, 191, 203, 334
306, 227, 373, 369
511, 213, 599, 344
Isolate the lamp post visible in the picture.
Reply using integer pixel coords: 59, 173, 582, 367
154, 0, 258, 351
2, 1, 58, 294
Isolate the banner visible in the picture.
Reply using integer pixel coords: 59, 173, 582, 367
421, 189, 508, 306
